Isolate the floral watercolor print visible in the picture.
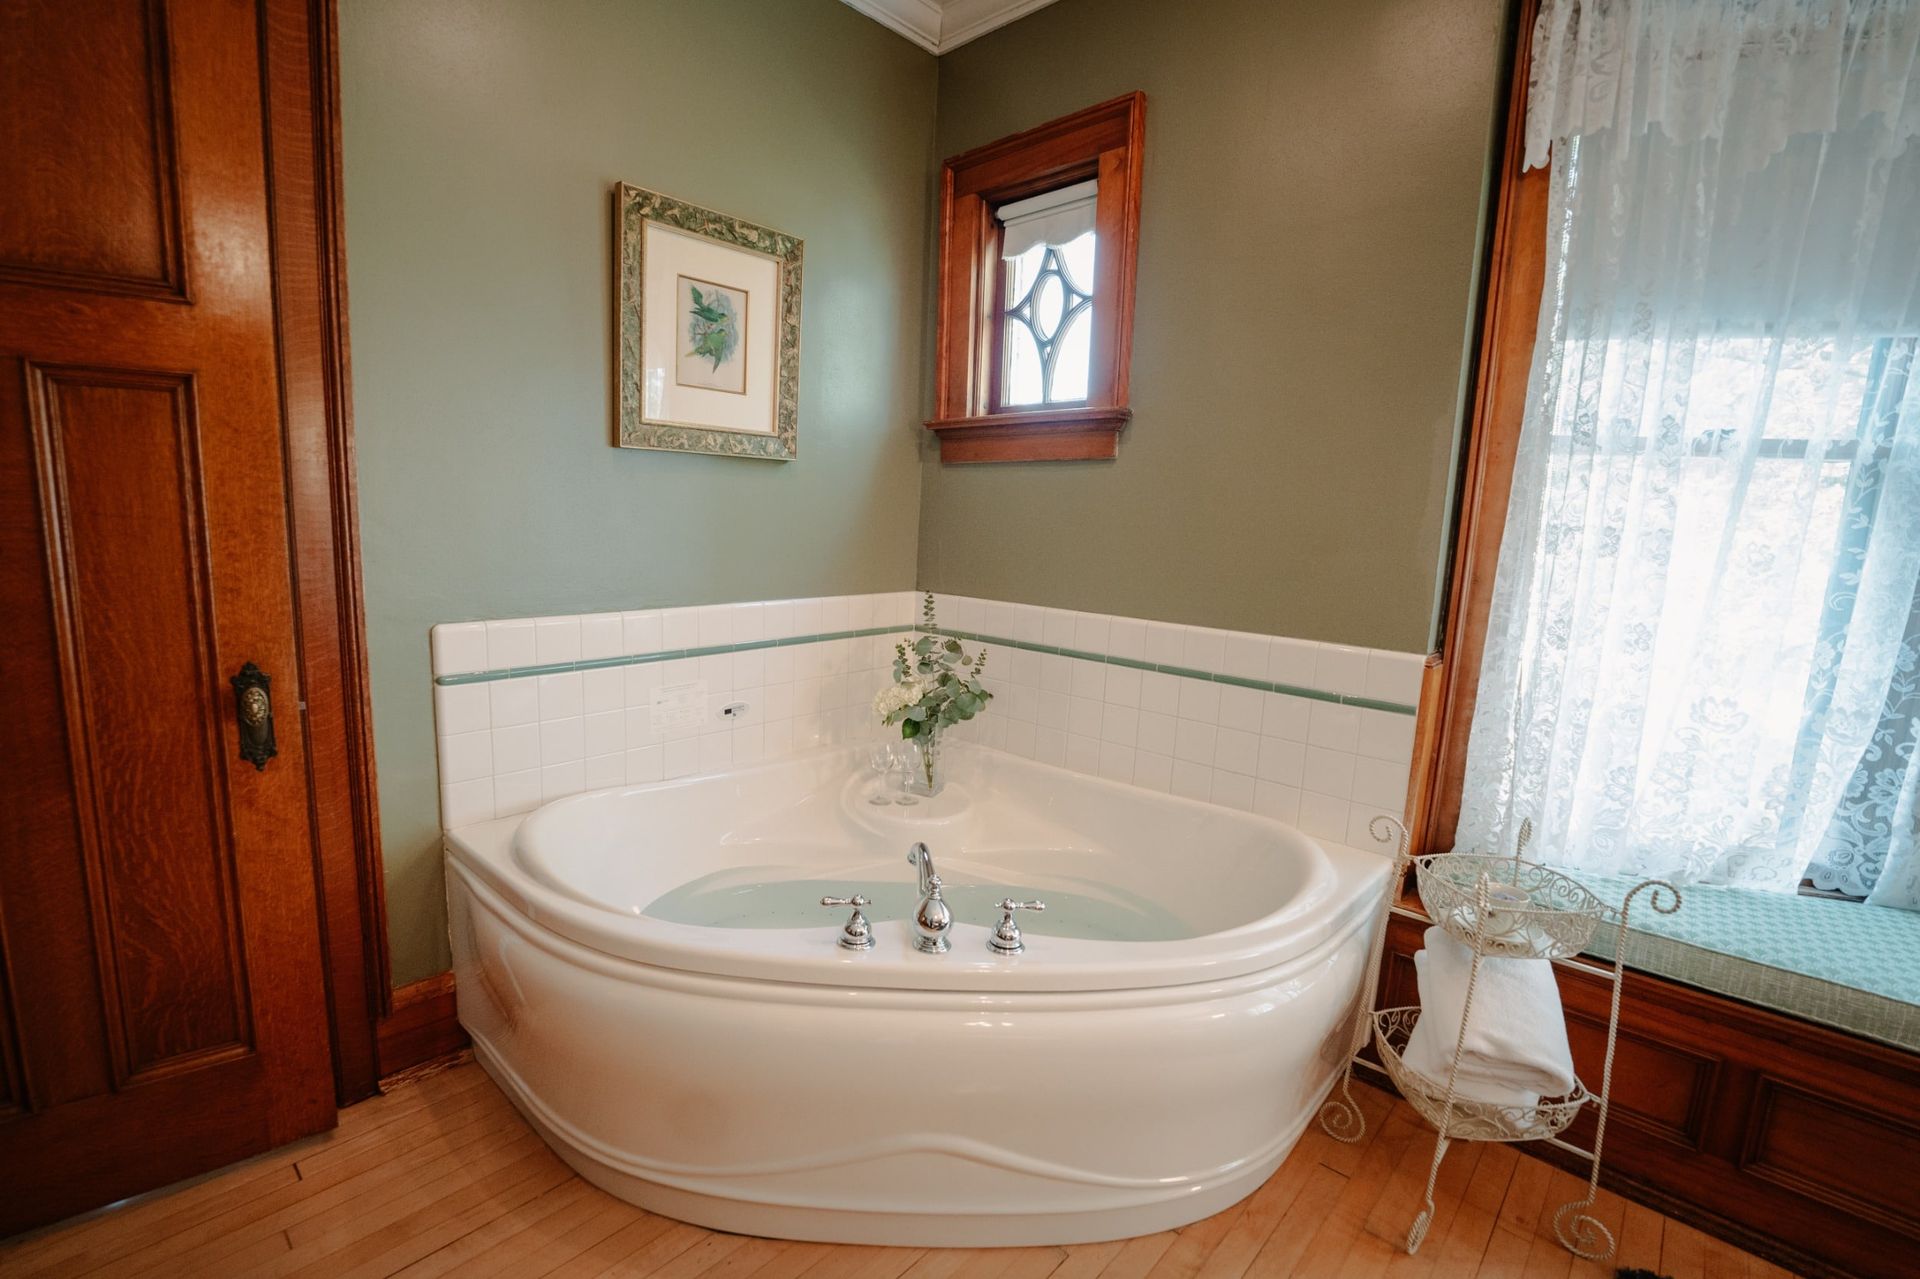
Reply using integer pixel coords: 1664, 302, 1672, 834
676, 275, 748, 394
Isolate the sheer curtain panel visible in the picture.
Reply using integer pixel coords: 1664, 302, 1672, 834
1460, 0, 1920, 906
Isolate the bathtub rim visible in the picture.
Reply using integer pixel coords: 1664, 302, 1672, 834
444, 745, 1391, 994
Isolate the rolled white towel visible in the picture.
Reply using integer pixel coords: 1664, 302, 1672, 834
1401, 925, 1575, 1105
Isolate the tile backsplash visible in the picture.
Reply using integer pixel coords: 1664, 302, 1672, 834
428, 591, 1422, 856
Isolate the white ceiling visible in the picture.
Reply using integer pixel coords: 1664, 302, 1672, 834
839, 0, 1065, 54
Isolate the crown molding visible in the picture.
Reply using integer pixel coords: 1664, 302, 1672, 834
840, 0, 1063, 54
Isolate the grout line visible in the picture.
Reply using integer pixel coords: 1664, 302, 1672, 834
436, 623, 1417, 716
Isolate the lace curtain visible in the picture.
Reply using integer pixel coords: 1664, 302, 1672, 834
1459, 0, 1920, 907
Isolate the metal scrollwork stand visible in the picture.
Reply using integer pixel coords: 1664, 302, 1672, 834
1318, 817, 1681, 1259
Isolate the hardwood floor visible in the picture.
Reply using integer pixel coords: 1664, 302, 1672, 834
0, 1057, 1796, 1278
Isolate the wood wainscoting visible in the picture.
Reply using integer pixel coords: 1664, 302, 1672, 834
376, 974, 468, 1079
1381, 914, 1920, 1279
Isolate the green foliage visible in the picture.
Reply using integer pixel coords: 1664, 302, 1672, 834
878, 592, 994, 740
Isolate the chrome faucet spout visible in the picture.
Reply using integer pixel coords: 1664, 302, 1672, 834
906, 843, 950, 954
907, 842, 937, 896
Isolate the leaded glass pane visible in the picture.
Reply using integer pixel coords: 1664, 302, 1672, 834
1000, 229, 1095, 407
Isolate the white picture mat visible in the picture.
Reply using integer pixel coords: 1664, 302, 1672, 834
641, 221, 779, 434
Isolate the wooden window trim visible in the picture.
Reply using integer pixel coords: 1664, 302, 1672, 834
1406, 0, 1546, 856
927, 92, 1145, 464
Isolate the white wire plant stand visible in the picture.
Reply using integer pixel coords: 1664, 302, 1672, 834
1318, 817, 1681, 1259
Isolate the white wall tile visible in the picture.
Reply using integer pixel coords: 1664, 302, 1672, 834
490, 677, 539, 727
439, 778, 493, 827
1211, 770, 1254, 811
697, 605, 734, 647
1145, 621, 1185, 666
1254, 781, 1300, 823
1108, 617, 1146, 661
584, 752, 624, 789
735, 602, 767, 643
1101, 704, 1138, 746
1223, 632, 1268, 680
1307, 702, 1361, 752
1218, 685, 1263, 734
534, 616, 580, 665
1298, 790, 1350, 841
1066, 733, 1101, 775
430, 623, 488, 676
582, 667, 623, 715
584, 710, 624, 758
1365, 651, 1424, 705
622, 610, 662, 656
485, 619, 535, 670
1177, 679, 1220, 724
1034, 727, 1067, 766
538, 671, 583, 721
1262, 692, 1312, 741
1356, 708, 1416, 764
665, 737, 698, 779
1136, 710, 1176, 756
1312, 643, 1370, 697
1174, 719, 1216, 764
661, 607, 699, 650
1042, 608, 1078, 648
1075, 613, 1110, 653
1103, 665, 1141, 707
433, 683, 490, 736
540, 717, 584, 765
1069, 659, 1105, 701
1133, 751, 1172, 792
1171, 759, 1212, 801
1004, 719, 1037, 758
1069, 696, 1103, 738
1098, 742, 1135, 782
1141, 671, 1180, 717
1214, 727, 1259, 776
541, 760, 585, 801
494, 768, 541, 817
1012, 603, 1045, 644
492, 723, 540, 774
1268, 638, 1316, 689
437, 730, 492, 784
580, 613, 623, 660
1352, 756, 1411, 811
1258, 736, 1306, 785
626, 744, 664, 783
1183, 627, 1225, 672
1303, 747, 1357, 799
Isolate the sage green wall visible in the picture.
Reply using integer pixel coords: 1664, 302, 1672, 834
340, 0, 936, 985
917, 0, 1509, 654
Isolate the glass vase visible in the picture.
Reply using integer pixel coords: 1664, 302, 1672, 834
904, 729, 944, 798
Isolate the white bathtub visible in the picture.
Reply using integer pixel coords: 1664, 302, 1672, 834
445, 742, 1388, 1246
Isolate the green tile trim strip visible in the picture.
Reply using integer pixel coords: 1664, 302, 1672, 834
432, 626, 914, 686
434, 623, 1419, 716
934, 629, 1417, 716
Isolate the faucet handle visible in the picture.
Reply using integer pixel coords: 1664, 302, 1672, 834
820, 894, 875, 951
988, 897, 1046, 956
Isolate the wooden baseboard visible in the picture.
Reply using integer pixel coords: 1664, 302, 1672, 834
375, 973, 467, 1079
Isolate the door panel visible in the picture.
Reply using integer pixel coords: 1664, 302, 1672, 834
0, 0, 336, 1233
0, 0, 184, 296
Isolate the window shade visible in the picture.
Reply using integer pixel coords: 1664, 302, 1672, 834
998, 180, 1097, 260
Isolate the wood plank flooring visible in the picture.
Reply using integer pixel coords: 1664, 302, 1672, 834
0, 1058, 1796, 1278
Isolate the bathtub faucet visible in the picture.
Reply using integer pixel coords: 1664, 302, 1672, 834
906, 843, 951, 954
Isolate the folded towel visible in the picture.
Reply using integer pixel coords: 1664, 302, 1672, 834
1401, 925, 1576, 1105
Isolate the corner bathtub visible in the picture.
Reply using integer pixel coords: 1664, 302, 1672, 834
445, 743, 1388, 1246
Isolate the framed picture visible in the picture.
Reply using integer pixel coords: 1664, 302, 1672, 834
615, 183, 802, 460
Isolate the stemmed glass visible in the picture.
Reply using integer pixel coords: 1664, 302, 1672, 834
866, 738, 898, 805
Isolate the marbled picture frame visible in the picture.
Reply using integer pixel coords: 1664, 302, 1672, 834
615, 183, 801, 460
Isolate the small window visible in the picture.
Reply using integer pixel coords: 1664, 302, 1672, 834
997, 182, 1097, 407
927, 94, 1145, 463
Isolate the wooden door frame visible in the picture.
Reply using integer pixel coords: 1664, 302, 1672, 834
259, 0, 389, 1104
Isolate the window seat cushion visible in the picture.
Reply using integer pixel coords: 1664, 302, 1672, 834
1556, 871, 1920, 1052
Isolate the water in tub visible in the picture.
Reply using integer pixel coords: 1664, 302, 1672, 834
645, 859, 1191, 942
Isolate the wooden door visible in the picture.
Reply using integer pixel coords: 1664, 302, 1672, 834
0, 0, 337, 1233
